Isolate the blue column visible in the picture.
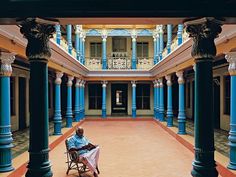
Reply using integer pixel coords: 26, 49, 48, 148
102, 35, 107, 69
177, 24, 184, 46
75, 25, 80, 61
82, 37, 85, 65
131, 34, 137, 69
156, 34, 160, 63
176, 71, 186, 134
79, 33, 83, 63
0, 53, 15, 172
53, 72, 63, 135
153, 81, 157, 118
153, 37, 157, 64
226, 53, 236, 170
66, 24, 72, 55
132, 81, 136, 118
102, 81, 107, 118
165, 75, 173, 127
74, 79, 80, 122
79, 81, 83, 120
55, 25, 61, 45
156, 82, 160, 120
159, 78, 165, 121
159, 25, 164, 61
81, 81, 85, 119
65, 76, 74, 127
167, 24, 172, 54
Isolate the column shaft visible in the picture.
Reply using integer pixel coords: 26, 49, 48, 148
102, 82, 107, 118
166, 77, 173, 127
177, 24, 183, 46
102, 40, 107, 69
75, 32, 80, 61
66, 77, 73, 127
156, 35, 160, 63
159, 25, 164, 61
178, 83, 186, 134
55, 25, 61, 45
79, 84, 83, 119
156, 83, 160, 120
153, 83, 157, 118
167, 24, 172, 54
66, 25, 72, 55
159, 80, 165, 121
153, 38, 157, 64
132, 82, 136, 118
53, 84, 62, 135
74, 79, 80, 122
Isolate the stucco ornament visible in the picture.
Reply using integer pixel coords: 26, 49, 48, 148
0, 52, 15, 76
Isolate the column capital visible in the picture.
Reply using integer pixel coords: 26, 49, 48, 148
75, 78, 81, 87
185, 17, 223, 59
131, 80, 136, 87
101, 80, 108, 87
176, 71, 185, 84
55, 71, 63, 84
0, 52, 15, 76
193, 64, 196, 71
165, 75, 172, 86
225, 52, 236, 75
158, 25, 164, 34
19, 18, 57, 60
67, 76, 74, 86
101, 29, 108, 41
158, 78, 163, 87
153, 80, 158, 87
131, 29, 137, 42
75, 25, 82, 34
81, 80, 86, 87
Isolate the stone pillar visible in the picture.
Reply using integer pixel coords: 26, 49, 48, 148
176, 71, 186, 134
66, 24, 72, 55
156, 81, 160, 120
185, 17, 222, 177
158, 78, 165, 121
153, 80, 157, 118
102, 81, 108, 118
225, 52, 236, 170
55, 24, 61, 45
75, 25, 81, 61
159, 25, 164, 61
165, 75, 173, 127
0, 52, 15, 172
81, 80, 86, 119
131, 30, 137, 69
167, 24, 172, 54
74, 78, 80, 122
53, 71, 63, 135
131, 81, 137, 118
102, 30, 107, 70
177, 24, 184, 46
20, 18, 55, 177
65, 76, 74, 127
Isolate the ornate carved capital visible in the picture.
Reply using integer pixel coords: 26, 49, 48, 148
81, 80, 86, 87
75, 25, 82, 35
158, 78, 163, 87
0, 52, 15, 76
158, 25, 164, 34
102, 80, 108, 87
185, 17, 222, 59
67, 76, 74, 87
153, 80, 157, 87
165, 75, 172, 86
176, 71, 185, 84
131, 80, 136, 87
193, 64, 196, 72
55, 72, 63, 84
225, 52, 236, 75
101, 29, 107, 42
131, 29, 137, 42
75, 78, 81, 87
19, 18, 57, 61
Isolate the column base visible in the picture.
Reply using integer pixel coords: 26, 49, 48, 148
228, 146, 236, 170
0, 146, 14, 172
178, 122, 186, 135
102, 109, 106, 118
65, 116, 73, 128
167, 115, 173, 127
25, 169, 53, 177
159, 113, 165, 122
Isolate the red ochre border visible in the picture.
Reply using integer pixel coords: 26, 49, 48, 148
7, 118, 236, 177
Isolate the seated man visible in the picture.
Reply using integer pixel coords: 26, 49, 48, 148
67, 126, 100, 177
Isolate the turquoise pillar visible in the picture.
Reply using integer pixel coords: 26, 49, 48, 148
153, 81, 157, 118
185, 17, 222, 177
102, 33, 107, 69
165, 75, 173, 127
65, 76, 74, 127
176, 71, 186, 134
74, 79, 80, 122
66, 24, 72, 55
226, 52, 236, 170
156, 33, 160, 63
75, 25, 81, 61
158, 78, 165, 121
102, 81, 107, 118
78, 82, 82, 120
131, 31, 137, 69
81, 81, 85, 119
153, 36, 157, 64
167, 24, 172, 54
159, 25, 164, 61
79, 32, 83, 63
55, 25, 61, 45
132, 81, 136, 118
156, 81, 160, 120
0, 53, 15, 172
82, 37, 85, 65
20, 18, 54, 177
177, 24, 184, 46
53, 72, 63, 135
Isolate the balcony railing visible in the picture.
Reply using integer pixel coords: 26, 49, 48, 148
137, 57, 154, 69
85, 57, 102, 70
108, 57, 131, 69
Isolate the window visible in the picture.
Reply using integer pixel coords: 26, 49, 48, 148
89, 84, 102, 109
10, 77, 16, 116
187, 82, 191, 108
224, 75, 230, 115
137, 42, 148, 57
90, 42, 102, 57
112, 37, 127, 52
136, 84, 150, 109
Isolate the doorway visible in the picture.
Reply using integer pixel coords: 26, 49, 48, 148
111, 84, 128, 115
19, 77, 26, 130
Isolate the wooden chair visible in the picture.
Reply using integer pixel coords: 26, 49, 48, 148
65, 137, 87, 176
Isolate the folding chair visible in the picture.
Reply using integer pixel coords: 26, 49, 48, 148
65, 137, 88, 176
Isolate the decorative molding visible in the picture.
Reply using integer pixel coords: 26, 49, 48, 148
55, 71, 63, 84
176, 71, 185, 84
137, 29, 152, 36
67, 76, 74, 86
165, 75, 172, 86
86, 29, 101, 36
108, 29, 130, 36
225, 52, 236, 75
0, 52, 15, 76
